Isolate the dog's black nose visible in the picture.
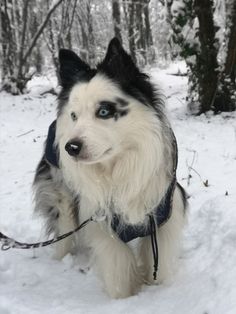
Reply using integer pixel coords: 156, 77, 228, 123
65, 140, 83, 157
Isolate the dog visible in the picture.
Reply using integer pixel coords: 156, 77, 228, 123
33, 38, 187, 299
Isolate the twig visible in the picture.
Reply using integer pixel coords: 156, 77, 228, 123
166, 72, 187, 77
167, 91, 180, 99
185, 150, 209, 187
188, 166, 205, 184
40, 88, 58, 96
17, 129, 34, 137
186, 150, 197, 186
176, 97, 186, 106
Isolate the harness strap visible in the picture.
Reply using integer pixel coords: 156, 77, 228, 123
110, 176, 176, 243
149, 215, 158, 280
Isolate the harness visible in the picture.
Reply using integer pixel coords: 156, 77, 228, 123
0, 120, 178, 280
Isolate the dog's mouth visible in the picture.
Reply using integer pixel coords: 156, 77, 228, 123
65, 139, 114, 164
75, 147, 113, 164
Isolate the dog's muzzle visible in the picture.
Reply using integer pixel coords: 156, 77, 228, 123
65, 139, 83, 157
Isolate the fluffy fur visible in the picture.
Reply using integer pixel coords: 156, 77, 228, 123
33, 38, 187, 298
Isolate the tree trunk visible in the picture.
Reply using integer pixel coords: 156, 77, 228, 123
112, 0, 122, 44
0, 0, 15, 88
136, 0, 146, 63
124, 0, 153, 65
143, 0, 154, 63
194, 0, 219, 113
127, 0, 136, 63
45, 0, 77, 78
224, 1, 236, 83
168, 0, 236, 113
87, 0, 95, 66
214, 0, 236, 112
143, 0, 153, 47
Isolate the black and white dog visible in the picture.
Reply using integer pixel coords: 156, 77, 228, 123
34, 38, 187, 298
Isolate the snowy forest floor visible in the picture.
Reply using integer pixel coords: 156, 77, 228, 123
0, 63, 236, 314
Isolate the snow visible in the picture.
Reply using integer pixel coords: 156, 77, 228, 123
171, 0, 185, 17
1, 64, 236, 313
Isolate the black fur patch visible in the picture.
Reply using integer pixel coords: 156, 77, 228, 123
96, 100, 129, 121
115, 97, 129, 107
97, 38, 163, 113
57, 38, 164, 119
57, 49, 96, 114
59, 49, 96, 89
115, 109, 129, 120
34, 157, 51, 182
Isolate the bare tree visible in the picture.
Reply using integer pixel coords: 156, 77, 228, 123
74, 0, 96, 66
44, 0, 78, 76
123, 0, 153, 65
112, 0, 122, 44
0, 0, 64, 94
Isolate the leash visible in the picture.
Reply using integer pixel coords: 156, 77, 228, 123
0, 213, 106, 251
0, 212, 160, 281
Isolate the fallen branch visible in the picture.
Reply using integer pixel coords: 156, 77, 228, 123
40, 88, 58, 96
17, 129, 34, 137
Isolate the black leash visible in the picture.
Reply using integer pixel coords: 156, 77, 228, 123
0, 217, 94, 251
0, 215, 160, 281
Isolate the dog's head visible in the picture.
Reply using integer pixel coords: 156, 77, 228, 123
57, 38, 162, 164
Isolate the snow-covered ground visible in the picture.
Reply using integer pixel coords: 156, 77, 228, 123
0, 64, 236, 314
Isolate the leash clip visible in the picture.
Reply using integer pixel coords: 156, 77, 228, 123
91, 210, 107, 222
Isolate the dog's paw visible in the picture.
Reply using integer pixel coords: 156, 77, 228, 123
105, 269, 141, 299
94, 238, 142, 298
52, 238, 74, 260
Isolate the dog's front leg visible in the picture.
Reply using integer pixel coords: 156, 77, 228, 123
84, 223, 141, 298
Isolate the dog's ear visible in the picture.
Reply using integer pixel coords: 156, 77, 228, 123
103, 37, 124, 63
59, 49, 90, 88
98, 37, 138, 81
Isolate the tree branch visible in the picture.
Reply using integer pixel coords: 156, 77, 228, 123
22, 0, 64, 64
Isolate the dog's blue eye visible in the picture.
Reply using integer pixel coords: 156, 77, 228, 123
98, 108, 110, 117
96, 102, 116, 119
71, 112, 77, 121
